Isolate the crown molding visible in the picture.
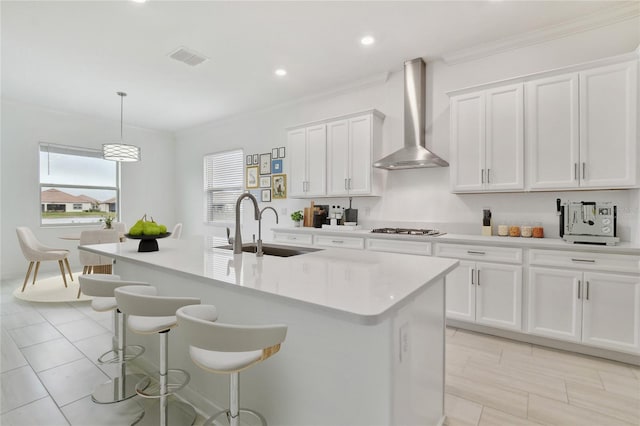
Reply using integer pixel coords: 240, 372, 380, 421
441, 2, 640, 65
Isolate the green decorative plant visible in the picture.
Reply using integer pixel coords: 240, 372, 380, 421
101, 214, 115, 229
291, 210, 303, 222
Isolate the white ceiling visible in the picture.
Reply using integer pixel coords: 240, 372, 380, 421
1, 1, 635, 132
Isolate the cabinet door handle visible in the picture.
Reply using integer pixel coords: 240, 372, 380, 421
467, 250, 486, 255
331, 240, 344, 244
348, 178, 352, 189
571, 258, 595, 263
487, 168, 491, 184
582, 162, 586, 180
471, 268, 475, 285
574, 163, 578, 180
586, 281, 590, 300
477, 269, 480, 286
578, 280, 581, 299
481, 169, 485, 184
344, 178, 348, 190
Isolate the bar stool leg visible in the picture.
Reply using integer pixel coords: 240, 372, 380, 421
229, 373, 239, 426
135, 330, 196, 426
92, 310, 147, 404
206, 372, 267, 426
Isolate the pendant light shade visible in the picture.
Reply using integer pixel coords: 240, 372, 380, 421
103, 92, 141, 162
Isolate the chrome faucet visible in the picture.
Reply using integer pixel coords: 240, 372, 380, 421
234, 193, 260, 254
257, 207, 279, 257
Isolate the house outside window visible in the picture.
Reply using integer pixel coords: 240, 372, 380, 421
204, 149, 244, 224
39, 143, 119, 226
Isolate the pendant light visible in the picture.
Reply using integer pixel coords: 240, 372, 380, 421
103, 91, 141, 162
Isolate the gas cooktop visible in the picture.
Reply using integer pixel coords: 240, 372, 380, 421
370, 228, 445, 237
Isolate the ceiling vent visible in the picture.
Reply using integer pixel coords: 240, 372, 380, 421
168, 47, 209, 67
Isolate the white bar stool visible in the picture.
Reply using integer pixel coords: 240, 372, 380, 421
176, 305, 288, 426
114, 285, 200, 426
78, 274, 149, 411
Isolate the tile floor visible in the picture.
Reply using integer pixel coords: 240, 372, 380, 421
2, 273, 639, 425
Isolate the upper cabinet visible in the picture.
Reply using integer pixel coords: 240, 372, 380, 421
449, 52, 638, 193
450, 84, 524, 192
288, 110, 384, 198
327, 112, 384, 196
288, 124, 327, 198
527, 60, 638, 190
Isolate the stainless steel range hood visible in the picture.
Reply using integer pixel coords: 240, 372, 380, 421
373, 58, 448, 170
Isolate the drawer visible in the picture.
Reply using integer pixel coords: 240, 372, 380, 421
366, 238, 432, 256
529, 249, 640, 274
314, 235, 364, 249
272, 232, 313, 245
435, 243, 522, 264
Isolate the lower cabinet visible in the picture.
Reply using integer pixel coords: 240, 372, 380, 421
528, 267, 640, 353
446, 260, 522, 331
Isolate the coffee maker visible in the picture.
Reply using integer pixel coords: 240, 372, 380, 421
556, 199, 619, 245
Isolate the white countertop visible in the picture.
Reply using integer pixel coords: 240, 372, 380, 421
80, 237, 458, 324
272, 227, 640, 255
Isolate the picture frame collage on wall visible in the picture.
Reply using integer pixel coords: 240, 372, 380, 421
246, 147, 286, 202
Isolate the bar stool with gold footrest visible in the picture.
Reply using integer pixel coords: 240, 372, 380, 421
78, 274, 149, 411
176, 304, 288, 426
114, 285, 200, 426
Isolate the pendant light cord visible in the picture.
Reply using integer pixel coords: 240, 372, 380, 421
117, 91, 127, 141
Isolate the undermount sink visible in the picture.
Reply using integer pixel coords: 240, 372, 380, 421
216, 243, 321, 257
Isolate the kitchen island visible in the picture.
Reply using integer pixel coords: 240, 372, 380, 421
80, 236, 458, 426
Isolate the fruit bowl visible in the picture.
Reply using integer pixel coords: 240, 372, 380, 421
125, 233, 171, 252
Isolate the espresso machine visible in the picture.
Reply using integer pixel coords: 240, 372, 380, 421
556, 199, 619, 245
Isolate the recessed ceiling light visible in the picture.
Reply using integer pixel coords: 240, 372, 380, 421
360, 36, 375, 46
275, 69, 287, 77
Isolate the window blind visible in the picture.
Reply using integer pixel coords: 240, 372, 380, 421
204, 149, 244, 222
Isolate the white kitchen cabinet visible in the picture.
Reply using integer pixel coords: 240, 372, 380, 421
314, 234, 364, 249
366, 238, 431, 256
450, 83, 524, 193
439, 244, 523, 331
527, 60, 638, 190
446, 260, 522, 331
288, 124, 327, 197
272, 231, 313, 246
327, 112, 384, 196
445, 260, 476, 323
527, 267, 583, 342
528, 267, 640, 354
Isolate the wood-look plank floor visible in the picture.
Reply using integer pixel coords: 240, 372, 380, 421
444, 327, 640, 426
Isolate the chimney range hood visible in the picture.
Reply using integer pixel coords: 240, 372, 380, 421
373, 58, 448, 170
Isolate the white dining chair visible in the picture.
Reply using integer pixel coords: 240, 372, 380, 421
78, 229, 119, 298
170, 223, 182, 239
16, 226, 73, 292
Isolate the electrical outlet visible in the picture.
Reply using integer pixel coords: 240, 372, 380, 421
364, 207, 371, 217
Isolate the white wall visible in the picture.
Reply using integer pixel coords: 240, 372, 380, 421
174, 19, 640, 244
1, 100, 177, 279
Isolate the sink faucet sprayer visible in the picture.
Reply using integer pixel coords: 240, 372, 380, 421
257, 207, 279, 257
233, 193, 260, 254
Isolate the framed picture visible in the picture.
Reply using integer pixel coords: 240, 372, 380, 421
278, 147, 286, 158
252, 154, 258, 164
246, 155, 252, 166
261, 189, 271, 202
260, 176, 271, 188
271, 159, 282, 174
246, 166, 259, 188
259, 153, 271, 175
271, 148, 278, 159
272, 174, 286, 199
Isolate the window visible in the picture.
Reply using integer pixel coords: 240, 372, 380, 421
39, 143, 119, 226
204, 149, 244, 223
